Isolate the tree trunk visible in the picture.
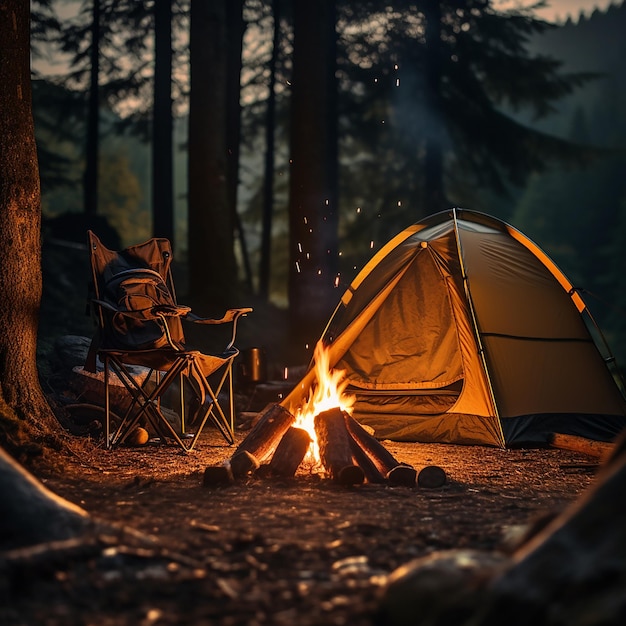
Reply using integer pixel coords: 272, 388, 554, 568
84, 0, 100, 217
422, 1, 446, 213
0, 0, 61, 462
188, 0, 238, 311
225, 0, 252, 292
287, 0, 339, 364
152, 0, 174, 245
259, 0, 281, 300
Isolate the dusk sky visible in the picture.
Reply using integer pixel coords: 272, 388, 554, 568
502, 0, 619, 21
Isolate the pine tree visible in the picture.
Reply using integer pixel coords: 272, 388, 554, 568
337, 0, 595, 219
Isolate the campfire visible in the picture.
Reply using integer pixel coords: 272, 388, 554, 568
204, 343, 445, 488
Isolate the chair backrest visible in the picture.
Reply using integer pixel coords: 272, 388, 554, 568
88, 230, 185, 351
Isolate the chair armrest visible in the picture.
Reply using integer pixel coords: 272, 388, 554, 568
94, 299, 191, 320
152, 303, 192, 317
186, 307, 253, 325
185, 307, 253, 352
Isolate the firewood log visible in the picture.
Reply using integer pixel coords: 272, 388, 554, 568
314, 408, 364, 486
549, 432, 614, 461
202, 464, 233, 486
268, 427, 311, 477
347, 433, 386, 484
417, 465, 447, 489
229, 403, 296, 478
230, 450, 261, 479
344, 413, 416, 486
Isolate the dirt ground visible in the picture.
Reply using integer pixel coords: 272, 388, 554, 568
0, 422, 602, 626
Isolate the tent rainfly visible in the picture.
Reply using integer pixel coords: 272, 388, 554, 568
282, 209, 626, 447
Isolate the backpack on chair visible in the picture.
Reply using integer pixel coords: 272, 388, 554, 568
92, 267, 190, 355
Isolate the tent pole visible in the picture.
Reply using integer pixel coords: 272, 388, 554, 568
451, 208, 504, 445
577, 295, 626, 399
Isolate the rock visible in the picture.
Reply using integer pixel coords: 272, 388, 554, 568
50, 335, 92, 375
377, 550, 510, 626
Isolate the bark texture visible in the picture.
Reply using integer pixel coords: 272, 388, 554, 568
0, 0, 60, 462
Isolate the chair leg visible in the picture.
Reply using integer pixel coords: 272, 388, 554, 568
179, 370, 187, 436
228, 363, 234, 433
185, 358, 235, 449
106, 356, 187, 449
101, 352, 238, 452
104, 355, 111, 448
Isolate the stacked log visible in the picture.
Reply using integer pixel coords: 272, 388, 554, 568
268, 427, 311, 477
203, 403, 446, 489
230, 403, 295, 478
203, 403, 294, 485
344, 413, 417, 487
314, 408, 365, 486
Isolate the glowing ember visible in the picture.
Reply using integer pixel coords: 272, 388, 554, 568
294, 342, 355, 467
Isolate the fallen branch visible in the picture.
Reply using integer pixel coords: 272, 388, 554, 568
549, 433, 614, 460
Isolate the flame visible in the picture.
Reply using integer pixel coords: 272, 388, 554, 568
294, 342, 355, 467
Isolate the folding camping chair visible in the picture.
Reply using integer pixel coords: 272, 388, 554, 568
85, 230, 252, 452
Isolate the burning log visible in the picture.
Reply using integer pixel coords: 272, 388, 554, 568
268, 427, 311, 477
230, 403, 295, 478
314, 408, 365, 486
344, 413, 417, 487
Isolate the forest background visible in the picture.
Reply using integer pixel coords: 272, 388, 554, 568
31, 0, 626, 373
